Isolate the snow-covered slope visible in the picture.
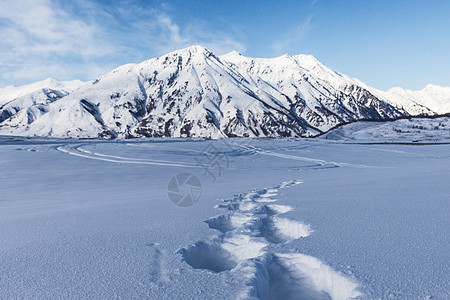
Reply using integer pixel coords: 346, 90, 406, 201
385, 84, 450, 115
322, 117, 450, 143
0, 46, 448, 138
0, 78, 84, 128
220, 51, 406, 131
0, 78, 83, 104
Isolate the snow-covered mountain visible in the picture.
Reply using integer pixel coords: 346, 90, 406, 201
0, 78, 83, 127
384, 84, 450, 115
0, 46, 448, 138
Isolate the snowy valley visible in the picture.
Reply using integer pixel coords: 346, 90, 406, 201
1, 46, 449, 300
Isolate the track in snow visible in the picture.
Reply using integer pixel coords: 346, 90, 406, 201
55, 144, 199, 168
179, 180, 362, 300
237, 144, 381, 169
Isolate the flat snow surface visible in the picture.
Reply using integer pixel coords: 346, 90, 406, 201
0, 133, 449, 299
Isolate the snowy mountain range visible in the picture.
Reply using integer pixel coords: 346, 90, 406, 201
1, 45, 449, 138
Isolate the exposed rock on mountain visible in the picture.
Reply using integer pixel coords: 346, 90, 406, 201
0, 46, 448, 138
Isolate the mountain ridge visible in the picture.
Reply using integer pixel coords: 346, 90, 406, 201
0, 45, 449, 139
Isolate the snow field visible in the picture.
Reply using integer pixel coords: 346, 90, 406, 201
0, 137, 448, 299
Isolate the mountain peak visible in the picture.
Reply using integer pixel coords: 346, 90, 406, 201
292, 54, 322, 68
220, 50, 245, 62
223, 50, 242, 57
1, 45, 449, 139
167, 45, 213, 57
389, 84, 448, 93
423, 83, 444, 91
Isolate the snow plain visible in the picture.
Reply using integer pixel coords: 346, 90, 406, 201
0, 127, 449, 299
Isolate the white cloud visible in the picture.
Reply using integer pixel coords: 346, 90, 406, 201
0, 0, 111, 58
0, 0, 115, 86
0, 0, 246, 87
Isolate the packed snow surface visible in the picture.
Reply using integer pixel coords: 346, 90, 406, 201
1, 128, 449, 299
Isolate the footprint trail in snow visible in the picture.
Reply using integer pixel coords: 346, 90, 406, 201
179, 180, 362, 300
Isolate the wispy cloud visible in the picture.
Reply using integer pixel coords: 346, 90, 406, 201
0, 0, 246, 87
310, 0, 320, 7
108, 2, 246, 57
271, 14, 313, 56
0, 0, 115, 86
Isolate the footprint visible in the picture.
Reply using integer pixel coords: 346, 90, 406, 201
16, 148, 37, 152
216, 202, 259, 212
257, 188, 279, 198
253, 197, 278, 203
265, 204, 293, 215
233, 253, 361, 300
277, 180, 303, 189
147, 243, 170, 284
205, 213, 257, 233
268, 253, 361, 300
179, 235, 268, 272
217, 202, 293, 216
261, 217, 312, 243
178, 179, 362, 298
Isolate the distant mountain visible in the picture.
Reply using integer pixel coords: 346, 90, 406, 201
0, 46, 448, 138
0, 78, 83, 127
384, 84, 450, 115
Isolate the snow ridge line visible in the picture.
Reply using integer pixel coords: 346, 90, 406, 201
178, 180, 362, 300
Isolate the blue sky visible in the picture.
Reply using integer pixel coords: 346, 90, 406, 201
1, 0, 449, 90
